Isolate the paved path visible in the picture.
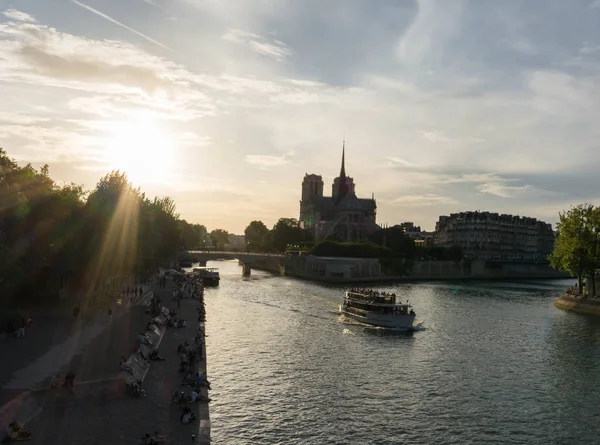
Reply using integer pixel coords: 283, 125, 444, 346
0, 291, 152, 407
25, 278, 210, 445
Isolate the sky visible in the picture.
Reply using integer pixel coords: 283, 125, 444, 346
2, 0, 600, 234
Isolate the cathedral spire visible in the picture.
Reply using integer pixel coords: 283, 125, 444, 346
340, 139, 346, 178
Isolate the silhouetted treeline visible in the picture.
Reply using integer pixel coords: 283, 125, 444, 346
0, 148, 205, 307
243, 219, 463, 260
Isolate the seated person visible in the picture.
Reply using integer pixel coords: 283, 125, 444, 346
63, 372, 75, 393
120, 356, 135, 375
195, 372, 211, 389
180, 406, 196, 424
138, 333, 152, 347
50, 374, 64, 388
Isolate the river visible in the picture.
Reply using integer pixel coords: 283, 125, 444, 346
203, 260, 598, 445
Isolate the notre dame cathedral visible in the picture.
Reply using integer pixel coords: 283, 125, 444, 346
299, 144, 379, 242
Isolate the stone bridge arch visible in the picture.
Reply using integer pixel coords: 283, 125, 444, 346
180, 251, 287, 276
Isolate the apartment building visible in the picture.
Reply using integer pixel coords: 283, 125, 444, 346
435, 211, 554, 262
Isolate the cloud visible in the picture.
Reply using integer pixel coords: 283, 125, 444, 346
397, 0, 464, 66
0, 21, 215, 121
580, 42, 600, 55
506, 37, 537, 55
245, 154, 290, 167
386, 157, 416, 168
70, 0, 172, 51
421, 130, 450, 143
222, 29, 291, 61
2, 9, 36, 23
142, 0, 168, 12
476, 182, 540, 198
0, 112, 49, 124
5, 0, 600, 233
391, 194, 458, 206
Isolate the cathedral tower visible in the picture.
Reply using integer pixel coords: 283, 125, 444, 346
332, 141, 355, 200
299, 173, 324, 227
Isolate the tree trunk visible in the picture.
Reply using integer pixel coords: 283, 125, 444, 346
578, 269, 583, 295
592, 271, 597, 298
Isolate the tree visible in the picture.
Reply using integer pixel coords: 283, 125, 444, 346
210, 229, 230, 250
244, 220, 270, 252
179, 220, 208, 250
369, 227, 416, 258
269, 218, 312, 253
0, 146, 191, 308
549, 204, 600, 295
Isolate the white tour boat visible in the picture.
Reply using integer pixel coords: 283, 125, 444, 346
340, 289, 416, 330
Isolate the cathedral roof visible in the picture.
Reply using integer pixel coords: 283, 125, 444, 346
313, 195, 376, 214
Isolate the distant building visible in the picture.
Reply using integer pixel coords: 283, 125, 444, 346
394, 222, 422, 239
390, 222, 434, 246
435, 211, 554, 262
299, 143, 378, 242
225, 234, 245, 251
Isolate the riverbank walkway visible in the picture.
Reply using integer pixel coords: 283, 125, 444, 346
1, 274, 210, 444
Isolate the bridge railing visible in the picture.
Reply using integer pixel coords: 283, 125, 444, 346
185, 251, 286, 258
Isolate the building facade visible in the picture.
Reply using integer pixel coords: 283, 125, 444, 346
435, 211, 554, 262
299, 144, 378, 242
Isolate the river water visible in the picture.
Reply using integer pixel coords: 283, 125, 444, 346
204, 260, 599, 445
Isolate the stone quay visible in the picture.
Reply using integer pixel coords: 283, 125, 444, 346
0, 272, 210, 444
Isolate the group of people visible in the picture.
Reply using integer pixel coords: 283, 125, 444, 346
350, 288, 397, 298
174, 273, 210, 424
1, 421, 31, 443
4, 316, 32, 339
50, 371, 76, 393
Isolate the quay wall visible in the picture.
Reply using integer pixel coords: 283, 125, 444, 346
554, 294, 600, 315
282, 256, 570, 283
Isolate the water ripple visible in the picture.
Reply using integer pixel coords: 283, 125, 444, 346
206, 264, 594, 444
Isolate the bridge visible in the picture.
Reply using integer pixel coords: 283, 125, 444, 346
181, 251, 287, 276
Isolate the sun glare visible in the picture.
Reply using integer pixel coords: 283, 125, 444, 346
107, 119, 175, 185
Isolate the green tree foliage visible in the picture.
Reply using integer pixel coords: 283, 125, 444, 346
210, 228, 230, 250
244, 220, 270, 252
549, 204, 600, 295
179, 220, 208, 250
0, 148, 197, 308
368, 227, 416, 258
268, 218, 312, 253
417, 245, 463, 261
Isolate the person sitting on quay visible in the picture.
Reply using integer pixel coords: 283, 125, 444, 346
190, 388, 211, 403
138, 333, 153, 348
63, 371, 75, 394
179, 351, 190, 373
195, 372, 211, 389
142, 432, 166, 445
180, 406, 196, 424
120, 356, 135, 375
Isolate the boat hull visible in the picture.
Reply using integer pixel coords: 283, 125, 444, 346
340, 306, 415, 330
202, 277, 220, 287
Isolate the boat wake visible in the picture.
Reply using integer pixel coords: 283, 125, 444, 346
245, 299, 332, 320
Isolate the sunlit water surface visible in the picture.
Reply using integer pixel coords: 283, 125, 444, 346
202, 260, 599, 444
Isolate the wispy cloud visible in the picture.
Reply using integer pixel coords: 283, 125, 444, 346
391, 194, 458, 206
245, 154, 290, 168
2, 9, 36, 23
222, 29, 291, 61
476, 182, 535, 198
141, 0, 168, 12
70, 0, 172, 51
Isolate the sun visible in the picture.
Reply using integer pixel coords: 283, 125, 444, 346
107, 119, 175, 185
